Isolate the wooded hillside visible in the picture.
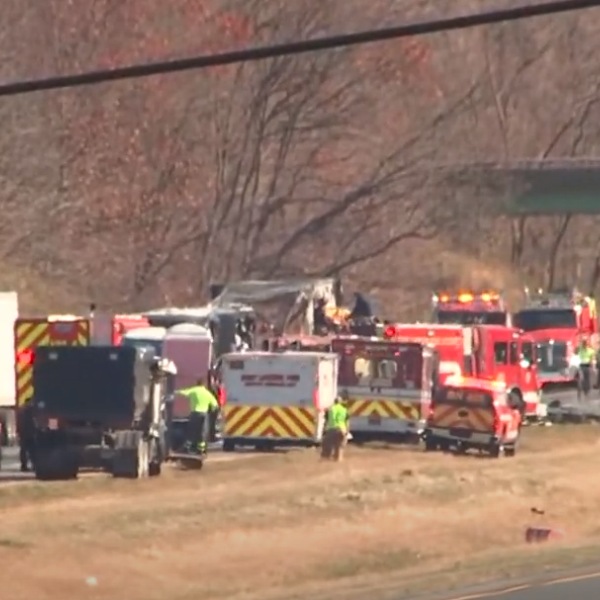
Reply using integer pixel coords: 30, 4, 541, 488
2, 0, 600, 315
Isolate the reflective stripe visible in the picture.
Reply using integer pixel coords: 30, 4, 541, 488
14, 319, 90, 406
222, 405, 315, 438
429, 404, 494, 432
347, 398, 420, 420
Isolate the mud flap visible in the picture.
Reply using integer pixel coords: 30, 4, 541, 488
111, 431, 149, 479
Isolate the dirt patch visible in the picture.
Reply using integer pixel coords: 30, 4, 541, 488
1, 425, 600, 600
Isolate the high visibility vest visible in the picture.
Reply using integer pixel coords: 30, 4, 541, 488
578, 347, 595, 364
326, 404, 348, 432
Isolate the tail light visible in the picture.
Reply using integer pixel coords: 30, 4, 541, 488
384, 326, 396, 338
218, 387, 226, 406
16, 349, 34, 365
313, 388, 319, 409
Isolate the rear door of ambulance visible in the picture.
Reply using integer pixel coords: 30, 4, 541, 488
14, 317, 90, 409
221, 353, 318, 443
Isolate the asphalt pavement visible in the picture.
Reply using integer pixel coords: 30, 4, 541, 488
431, 571, 600, 600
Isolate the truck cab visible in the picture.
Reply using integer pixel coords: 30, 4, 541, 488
424, 375, 521, 457
385, 323, 544, 423
513, 288, 598, 389
431, 290, 510, 326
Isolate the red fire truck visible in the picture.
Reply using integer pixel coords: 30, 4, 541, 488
384, 323, 545, 423
432, 290, 510, 326
513, 288, 598, 388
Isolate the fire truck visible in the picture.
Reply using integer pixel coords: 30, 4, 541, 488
432, 291, 510, 326
384, 323, 545, 423
12, 313, 150, 442
512, 288, 598, 388
333, 336, 434, 443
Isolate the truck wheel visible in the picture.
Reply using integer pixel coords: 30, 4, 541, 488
148, 439, 162, 477
504, 445, 516, 457
424, 436, 438, 452
489, 444, 501, 459
35, 449, 78, 481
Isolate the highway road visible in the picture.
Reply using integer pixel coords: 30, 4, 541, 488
436, 570, 600, 600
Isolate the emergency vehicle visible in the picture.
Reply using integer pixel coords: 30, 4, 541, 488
513, 288, 598, 388
333, 337, 433, 443
263, 334, 332, 352
90, 313, 150, 345
220, 351, 338, 452
384, 323, 545, 423
14, 315, 92, 413
14, 313, 152, 424
424, 375, 521, 457
432, 291, 509, 326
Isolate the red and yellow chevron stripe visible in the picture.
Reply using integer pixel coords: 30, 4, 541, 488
14, 319, 90, 406
429, 404, 494, 432
222, 405, 315, 439
347, 398, 420, 421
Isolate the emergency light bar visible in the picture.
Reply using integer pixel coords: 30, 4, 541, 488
432, 291, 503, 309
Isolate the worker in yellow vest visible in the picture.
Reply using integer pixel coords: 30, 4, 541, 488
577, 338, 596, 398
175, 377, 219, 455
321, 396, 349, 462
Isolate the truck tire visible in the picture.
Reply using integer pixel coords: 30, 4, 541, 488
222, 439, 235, 452
424, 436, 438, 452
489, 444, 502, 459
148, 439, 162, 477
35, 448, 79, 481
112, 435, 149, 479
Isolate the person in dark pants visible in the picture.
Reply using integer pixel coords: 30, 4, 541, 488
17, 398, 36, 472
207, 371, 221, 442
175, 378, 219, 454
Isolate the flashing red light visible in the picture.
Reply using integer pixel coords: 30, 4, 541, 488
384, 326, 396, 338
16, 349, 34, 365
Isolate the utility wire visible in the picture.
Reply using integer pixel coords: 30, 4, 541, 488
1, 0, 599, 97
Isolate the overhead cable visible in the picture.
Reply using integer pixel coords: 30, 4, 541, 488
0, 0, 598, 97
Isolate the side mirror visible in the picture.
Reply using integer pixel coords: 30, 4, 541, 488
519, 359, 531, 369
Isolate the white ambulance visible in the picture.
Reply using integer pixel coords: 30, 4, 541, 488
220, 351, 338, 451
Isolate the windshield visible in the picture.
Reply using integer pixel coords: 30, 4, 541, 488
121, 337, 163, 357
436, 311, 506, 325
513, 309, 576, 331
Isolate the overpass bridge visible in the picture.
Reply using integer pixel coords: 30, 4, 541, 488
451, 159, 600, 214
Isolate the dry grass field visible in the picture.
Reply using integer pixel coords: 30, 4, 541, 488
2, 426, 600, 600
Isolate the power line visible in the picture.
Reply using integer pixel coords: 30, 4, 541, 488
1, 0, 599, 98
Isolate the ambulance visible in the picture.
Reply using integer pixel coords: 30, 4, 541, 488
220, 351, 338, 452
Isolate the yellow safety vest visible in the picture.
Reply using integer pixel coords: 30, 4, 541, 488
327, 404, 348, 432
578, 347, 595, 364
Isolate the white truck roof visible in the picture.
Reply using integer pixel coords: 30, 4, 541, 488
166, 323, 212, 337
223, 350, 334, 360
123, 326, 167, 341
